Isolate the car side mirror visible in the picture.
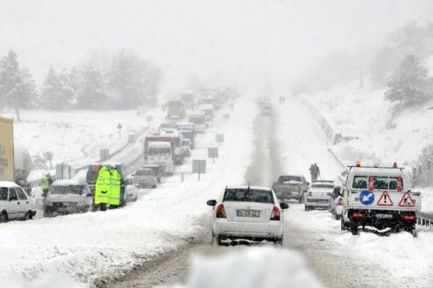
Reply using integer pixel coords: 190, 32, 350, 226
280, 202, 289, 209
207, 199, 217, 207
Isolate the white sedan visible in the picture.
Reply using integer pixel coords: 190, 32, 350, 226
207, 186, 288, 245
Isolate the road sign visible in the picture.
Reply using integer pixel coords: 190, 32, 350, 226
117, 123, 123, 139
215, 134, 224, 144
360, 190, 375, 205
399, 192, 415, 207
377, 191, 393, 206
208, 147, 219, 163
192, 159, 206, 180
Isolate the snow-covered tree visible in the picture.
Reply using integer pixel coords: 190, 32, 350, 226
0, 51, 37, 121
77, 64, 107, 109
40, 68, 74, 110
385, 55, 432, 105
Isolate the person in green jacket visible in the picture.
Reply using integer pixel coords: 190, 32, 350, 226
95, 166, 111, 206
108, 167, 123, 207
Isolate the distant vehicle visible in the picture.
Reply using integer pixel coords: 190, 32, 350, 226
133, 168, 158, 189
160, 129, 188, 165
181, 92, 195, 108
0, 181, 36, 222
189, 113, 207, 133
198, 104, 215, 122
261, 104, 272, 116
44, 179, 93, 216
341, 162, 421, 236
305, 180, 334, 211
166, 100, 186, 120
328, 185, 344, 220
273, 175, 310, 203
124, 176, 138, 202
144, 136, 175, 175
141, 165, 162, 183
177, 122, 195, 148
207, 186, 288, 245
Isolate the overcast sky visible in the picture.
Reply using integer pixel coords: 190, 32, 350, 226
1, 0, 433, 94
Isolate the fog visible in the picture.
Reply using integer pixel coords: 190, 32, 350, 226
1, 0, 433, 94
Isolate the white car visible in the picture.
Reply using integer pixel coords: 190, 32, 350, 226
133, 168, 158, 189
304, 180, 334, 211
0, 181, 37, 222
124, 177, 138, 202
207, 186, 288, 245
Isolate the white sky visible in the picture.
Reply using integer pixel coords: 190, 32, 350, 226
1, 0, 432, 93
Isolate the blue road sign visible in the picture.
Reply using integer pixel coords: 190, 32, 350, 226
359, 190, 375, 205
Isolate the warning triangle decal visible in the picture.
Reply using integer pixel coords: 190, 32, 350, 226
377, 191, 393, 206
399, 192, 415, 207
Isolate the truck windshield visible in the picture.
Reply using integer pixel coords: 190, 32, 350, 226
51, 185, 84, 195
223, 188, 274, 204
148, 148, 171, 155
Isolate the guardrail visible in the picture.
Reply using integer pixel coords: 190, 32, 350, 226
417, 211, 433, 228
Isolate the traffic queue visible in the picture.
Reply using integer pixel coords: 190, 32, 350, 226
0, 87, 235, 221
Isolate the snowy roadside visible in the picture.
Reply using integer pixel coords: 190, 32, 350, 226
0, 97, 257, 288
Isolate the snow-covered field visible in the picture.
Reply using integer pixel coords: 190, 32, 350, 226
0, 98, 257, 287
1, 109, 161, 170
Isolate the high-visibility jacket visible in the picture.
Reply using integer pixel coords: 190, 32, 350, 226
108, 168, 122, 206
41, 176, 52, 190
95, 166, 111, 204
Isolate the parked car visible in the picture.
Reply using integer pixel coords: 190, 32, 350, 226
133, 168, 158, 189
207, 186, 288, 245
305, 180, 335, 211
44, 180, 93, 216
124, 176, 138, 202
273, 175, 310, 203
328, 185, 344, 220
0, 181, 37, 222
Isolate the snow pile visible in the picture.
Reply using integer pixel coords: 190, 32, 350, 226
181, 248, 322, 288
0, 97, 256, 287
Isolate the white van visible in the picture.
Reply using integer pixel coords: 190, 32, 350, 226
0, 181, 36, 222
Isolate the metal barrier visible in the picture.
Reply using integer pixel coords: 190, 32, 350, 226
417, 212, 433, 228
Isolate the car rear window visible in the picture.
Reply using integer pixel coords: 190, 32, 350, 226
352, 175, 403, 190
223, 188, 274, 204
278, 175, 301, 183
312, 184, 334, 189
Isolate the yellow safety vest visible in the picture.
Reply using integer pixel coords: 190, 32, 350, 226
108, 169, 122, 206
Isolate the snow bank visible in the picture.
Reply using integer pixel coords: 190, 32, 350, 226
182, 248, 322, 288
0, 97, 257, 287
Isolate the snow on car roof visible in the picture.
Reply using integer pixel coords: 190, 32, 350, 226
0, 181, 20, 188
148, 142, 172, 148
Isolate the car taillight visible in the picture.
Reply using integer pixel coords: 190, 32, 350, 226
352, 212, 366, 219
270, 206, 281, 221
216, 203, 226, 218
401, 213, 415, 221
307, 191, 312, 197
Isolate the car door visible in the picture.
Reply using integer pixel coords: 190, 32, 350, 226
0, 187, 9, 214
16, 188, 30, 214
7, 188, 20, 219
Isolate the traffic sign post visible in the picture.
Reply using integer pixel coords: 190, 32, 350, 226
117, 123, 123, 140
208, 147, 219, 164
192, 160, 206, 181
215, 134, 224, 145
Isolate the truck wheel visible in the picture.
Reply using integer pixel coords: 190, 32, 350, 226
350, 226, 359, 235
24, 211, 33, 220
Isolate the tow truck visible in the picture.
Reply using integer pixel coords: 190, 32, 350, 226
341, 161, 421, 236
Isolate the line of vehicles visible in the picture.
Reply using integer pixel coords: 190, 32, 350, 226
207, 162, 422, 245
0, 87, 237, 222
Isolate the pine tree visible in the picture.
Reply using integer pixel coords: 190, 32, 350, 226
77, 64, 107, 109
385, 55, 431, 105
0, 51, 37, 121
40, 68, 74, 110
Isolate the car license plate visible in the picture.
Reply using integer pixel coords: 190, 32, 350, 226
376, 214, 393, 219
237, 210, 260, 217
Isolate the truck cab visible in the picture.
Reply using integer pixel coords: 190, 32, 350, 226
341, 162, 421, 236
144, 136, 175, 175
